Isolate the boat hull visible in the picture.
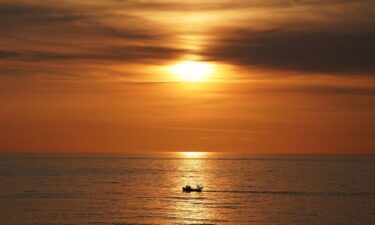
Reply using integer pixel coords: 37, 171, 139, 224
182, 187, 203, 192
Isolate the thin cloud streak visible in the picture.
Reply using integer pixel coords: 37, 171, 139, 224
146, 125, 272, 135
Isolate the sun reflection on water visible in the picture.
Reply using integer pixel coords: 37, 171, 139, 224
173, 151, 216, 223
179, 151, 208, 158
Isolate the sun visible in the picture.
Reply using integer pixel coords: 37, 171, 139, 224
171, 61, 213, 82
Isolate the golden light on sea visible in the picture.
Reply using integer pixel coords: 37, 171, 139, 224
179, 152, 208, 157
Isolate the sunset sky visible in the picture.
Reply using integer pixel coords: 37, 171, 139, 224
0, 0, 374, 153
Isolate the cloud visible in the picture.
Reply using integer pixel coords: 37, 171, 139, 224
0, 50, 22, 58
1, 0, 375, 78
198, 0, 375, 75
0, 46, 185, 63
287, 85, 375, 96
103, 0, 375, 12
0, 1, 185, 72
146, 125, 269, 134
205, 29, 375, 74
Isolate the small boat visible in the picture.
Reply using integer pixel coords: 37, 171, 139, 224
182, 185, 203, 192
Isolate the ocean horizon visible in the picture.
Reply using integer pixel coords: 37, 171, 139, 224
1, 152, 374, 224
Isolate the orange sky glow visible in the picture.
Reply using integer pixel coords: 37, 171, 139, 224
0, 0, 374, 153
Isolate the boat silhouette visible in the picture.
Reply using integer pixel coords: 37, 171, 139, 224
182, 185, 203, 192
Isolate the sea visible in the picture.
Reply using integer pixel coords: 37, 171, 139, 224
0, 153, 374, 225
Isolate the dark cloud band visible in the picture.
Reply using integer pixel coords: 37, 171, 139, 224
205, 30, 375, 74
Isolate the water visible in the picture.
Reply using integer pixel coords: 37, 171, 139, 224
0, 153, 374, 225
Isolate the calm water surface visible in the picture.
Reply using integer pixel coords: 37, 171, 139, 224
0, 153, 374, 225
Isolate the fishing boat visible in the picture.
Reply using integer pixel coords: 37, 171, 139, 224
182, 185, 203, 192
